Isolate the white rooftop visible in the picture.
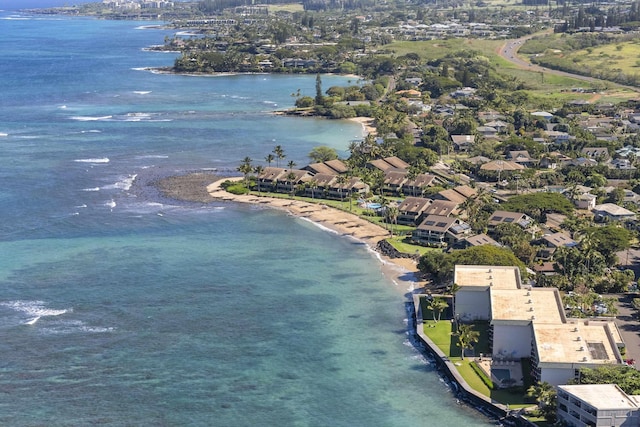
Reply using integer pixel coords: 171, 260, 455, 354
533, 321, 621, 365
453, 265, 521, 290
490, 288, 564, 324
559, 384, 638, 410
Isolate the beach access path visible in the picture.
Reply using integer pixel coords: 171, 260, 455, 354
206, 177, 424, 291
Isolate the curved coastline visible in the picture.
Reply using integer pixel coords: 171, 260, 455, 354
205, 176, 424, 292
153, 172, 524, 425
202, 177, 520, 424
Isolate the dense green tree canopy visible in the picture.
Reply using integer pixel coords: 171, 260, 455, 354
585, 225, 632, 265
308, 146, 339, 163
575, 366, 640, 395
418, 245, 526, 283
501, 192, 574, 222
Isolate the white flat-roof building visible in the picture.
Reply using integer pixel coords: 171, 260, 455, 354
451, 265, 624, 387
532, 321, 623, 386
491, 287, 565, 360
454, 265, 521, 322
557, 384, 640, 427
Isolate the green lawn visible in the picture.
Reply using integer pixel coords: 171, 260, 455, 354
420, 306, 533, 410
386, 236, 441, 256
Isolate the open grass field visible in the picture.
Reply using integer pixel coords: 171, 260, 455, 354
566, 40, 640, 76
388, 38, 504, 61
389, 32, 639, 105
267, 3, 304, 12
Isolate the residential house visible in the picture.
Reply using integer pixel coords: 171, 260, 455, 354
257, 167, 286, 191
479, 160, 525, 180
412, 214, 471, 247
476, 126, 498, 139
532, 111, 554, 120
484, 120, 509, 133
507, 150, 535, 167
478, 111, 506, 122
610, 158, 634, 170
303, 173, 336, 198
581, 147, 610, 161
574, 193, 597, 210
397, 197, 432, 226
466, 156, 491, 166
304, 159, 349, 175
423, 199, 458, 217
487, 210, 533, 233
436, 185, 477, 205
624, 190, 640, 206
544, 130, 572, 145
403, 173, 439, 197
537, 231, 577, 260
382, 170, 408, 195
456, 233, 501, 249
274, 169, 313, 194
562, 157, 598, 168
367, 156, 410, 172
593, 203, 637, 222
557, 384, 640, 427
451, 134, 475, 152
325, 176, 369, 200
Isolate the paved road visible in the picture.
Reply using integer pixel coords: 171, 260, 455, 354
614, 293, 640, 368
497, 32, 640, 93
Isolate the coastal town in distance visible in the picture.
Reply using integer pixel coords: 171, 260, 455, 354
30, 0, 640, 425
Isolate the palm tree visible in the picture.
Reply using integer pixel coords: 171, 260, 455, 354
287, 160, 297, 170
454, 324, 479, 360
265, 153, 275, 167
286, 171, 297, 198
386, 205, 399, 237
427, 297, 448, 322
273, 145, 285, 167
307, 178, 318, 200
527, 381, 556, 410
237, 156, 253, 186
254, 165, 264, 195
335, 175, 348, 203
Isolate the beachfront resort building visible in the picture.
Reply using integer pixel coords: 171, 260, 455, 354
557, 384, 640, 427
452, 265, 624, 388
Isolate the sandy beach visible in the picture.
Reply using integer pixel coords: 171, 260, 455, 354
349, 116, 376, 135
207, 177, 423, 292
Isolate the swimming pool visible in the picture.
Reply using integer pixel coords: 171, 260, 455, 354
492, 368, 511, 382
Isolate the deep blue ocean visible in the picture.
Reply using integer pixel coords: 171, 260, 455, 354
0, 11, 494, 426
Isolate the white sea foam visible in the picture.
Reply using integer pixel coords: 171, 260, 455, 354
59, 105, 67, 109
102, 174, 136, 191
135, 154, 169, 159
1, 300, 69, 325
0, 132, 7, 137
81, 130, 102, 134
74, 158, 109, 164
133, 91, 151, 95
82, 187, 100, 192
298, 216, 340, 235
69, 115, 112, 122
105, 200, 116, 209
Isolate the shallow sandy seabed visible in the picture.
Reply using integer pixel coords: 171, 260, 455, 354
205, 176, 425, 293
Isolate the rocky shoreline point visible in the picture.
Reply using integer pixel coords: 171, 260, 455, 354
152, 172, 426, 293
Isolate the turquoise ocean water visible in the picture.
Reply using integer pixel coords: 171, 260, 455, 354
0, 11, 495, 426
